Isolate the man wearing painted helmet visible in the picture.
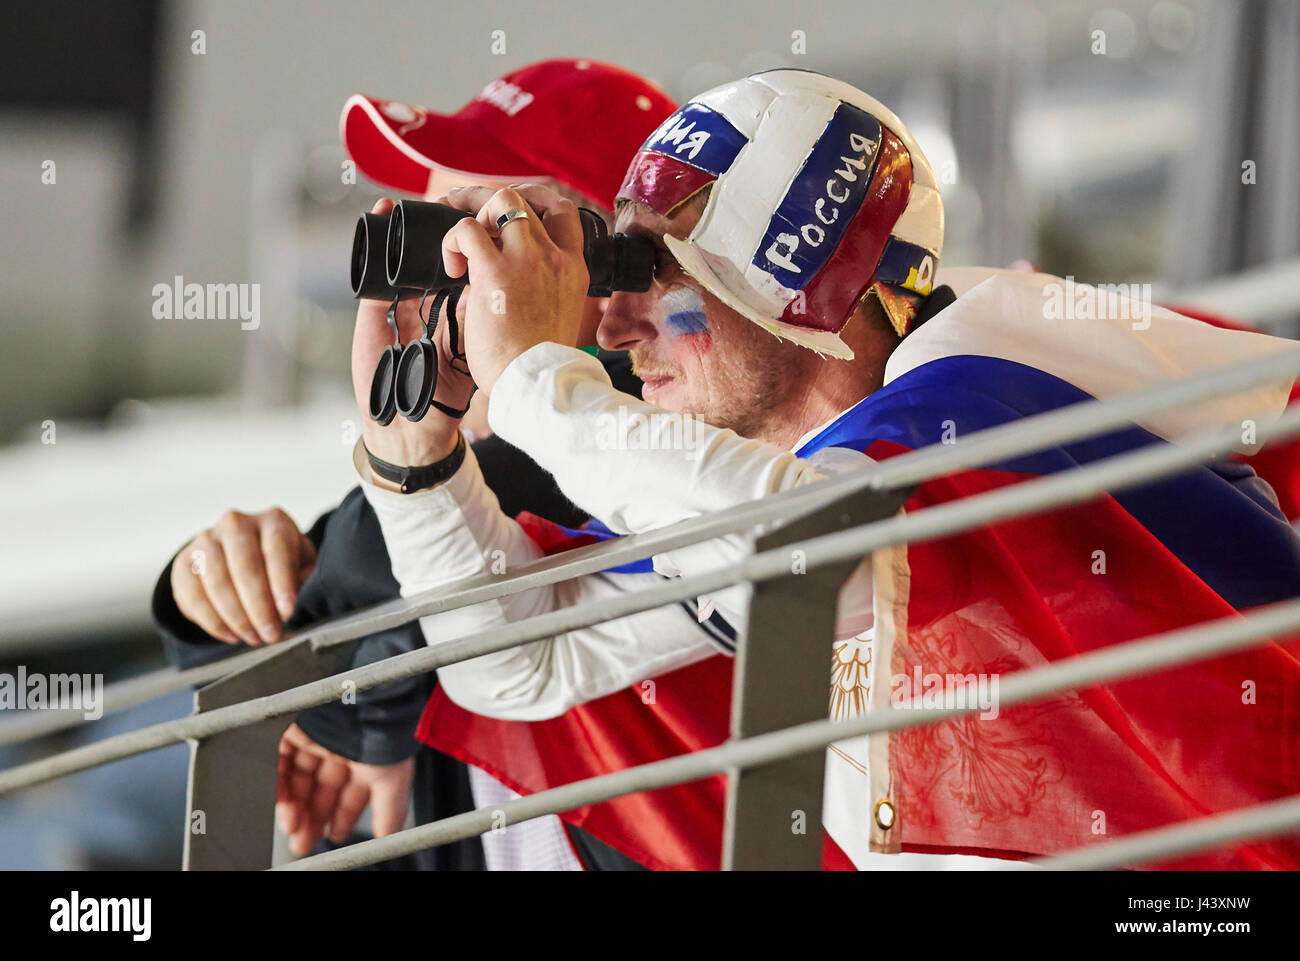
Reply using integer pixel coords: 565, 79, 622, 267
355, 69, 1300, 869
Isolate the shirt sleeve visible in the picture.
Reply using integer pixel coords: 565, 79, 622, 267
357, 440, 722, 721
359, 344, 872, 722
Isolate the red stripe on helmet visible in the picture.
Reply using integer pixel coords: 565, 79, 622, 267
616, 150, 718, 216
779, 129, 912, 333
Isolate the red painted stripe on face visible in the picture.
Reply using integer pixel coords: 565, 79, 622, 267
779, 130, 912, 333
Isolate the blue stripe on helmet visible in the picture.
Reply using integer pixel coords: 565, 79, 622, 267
752, 103, 882, 290
874, 236, 939, 295
642, 102, 748, 177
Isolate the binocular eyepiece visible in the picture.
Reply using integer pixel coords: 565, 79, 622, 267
350, 199, 655, 301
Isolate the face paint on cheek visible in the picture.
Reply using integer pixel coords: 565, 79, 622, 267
660, 286, 712, 354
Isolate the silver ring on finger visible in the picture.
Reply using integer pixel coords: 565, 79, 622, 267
494, 208, 531, 233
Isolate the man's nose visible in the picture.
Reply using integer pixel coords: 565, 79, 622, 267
596, 290, 659, 352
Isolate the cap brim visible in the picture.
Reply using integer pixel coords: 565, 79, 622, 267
662, 234, 855, 360
340, 94, 547, 195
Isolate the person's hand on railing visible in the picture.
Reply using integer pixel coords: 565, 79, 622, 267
276, 723, 414, 857
171, 508, 317, 645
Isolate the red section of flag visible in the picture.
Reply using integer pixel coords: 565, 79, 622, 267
420, 509, 731, 870
865, 439, 1300, 869
419, 643, 732, 871
419, 459, 1300, 869
615, 149, 718, 217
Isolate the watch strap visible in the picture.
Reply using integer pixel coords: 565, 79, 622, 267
364, 432, 467, 494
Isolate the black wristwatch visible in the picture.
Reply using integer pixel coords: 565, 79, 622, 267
364, 432, 467, 494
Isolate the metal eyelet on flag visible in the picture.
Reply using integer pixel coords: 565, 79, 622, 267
874, 798, 896, 830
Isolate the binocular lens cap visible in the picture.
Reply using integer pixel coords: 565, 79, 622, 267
369, 346, 399, 425
395, 340, 438, 422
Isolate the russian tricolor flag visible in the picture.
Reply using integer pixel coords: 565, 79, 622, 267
419, 268, 1300, 870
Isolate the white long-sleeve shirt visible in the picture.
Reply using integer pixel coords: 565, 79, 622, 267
356, 342, 867, 721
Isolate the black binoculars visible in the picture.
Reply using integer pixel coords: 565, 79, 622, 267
351, 200, 655, 301
351, 200, 655, 425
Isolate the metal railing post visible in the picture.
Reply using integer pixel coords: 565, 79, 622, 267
183, 637, 358, 870
723, 483, 912, 869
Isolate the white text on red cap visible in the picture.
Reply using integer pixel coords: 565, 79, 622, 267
476, 80, 535, 117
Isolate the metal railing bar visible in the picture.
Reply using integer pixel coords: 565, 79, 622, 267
4, 404, 1299, 795
278, 596, 1300, 870
0, 643, 292, 749
302, 347, 1300, 652
1159, 258, 1300, 331
1030, 794, 1300, 871
9, 349, 1295, 740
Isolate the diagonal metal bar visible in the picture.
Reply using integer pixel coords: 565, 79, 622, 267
4, 347, 1295, 744
1030, 794, 1300, 871
3, 402, 1300, 794
0, 645, 289, 748
278, 596, 1300, 870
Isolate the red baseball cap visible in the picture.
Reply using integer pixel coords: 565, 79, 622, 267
340, 58, 677, 209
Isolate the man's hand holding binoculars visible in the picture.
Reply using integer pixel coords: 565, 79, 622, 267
351, 184, 592, 478
438, 184, 589, 393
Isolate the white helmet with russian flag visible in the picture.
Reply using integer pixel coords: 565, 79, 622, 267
615, 69, 944, 359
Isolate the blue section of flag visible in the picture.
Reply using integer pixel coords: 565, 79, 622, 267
573, 352, 1300, 610
644, 102, 748, 177
796, 354, 1300, 610
545, 518, 655, 575
752, 103, 882, 289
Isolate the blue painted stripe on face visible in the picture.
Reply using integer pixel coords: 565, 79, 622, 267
661, 287, 709, 337
666, 311, 709, 335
